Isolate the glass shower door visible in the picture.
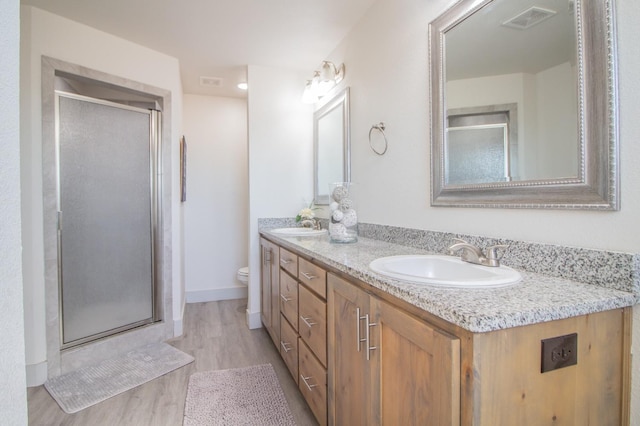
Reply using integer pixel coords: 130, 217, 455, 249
56, 92, 160, 348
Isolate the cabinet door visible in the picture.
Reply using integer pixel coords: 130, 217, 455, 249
327, 273, 373, 426
260, 238, 280, 347
269, 242, 280, 346
280, 270, 299, 331
260, 238, 273, 332
372, 298, 461, 425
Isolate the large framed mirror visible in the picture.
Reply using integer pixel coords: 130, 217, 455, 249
314, 87, 351, 205
429, 0, 619, 209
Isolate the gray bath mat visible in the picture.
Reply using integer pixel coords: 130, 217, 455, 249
44, 342, 194, 413
183, 364, 296, 426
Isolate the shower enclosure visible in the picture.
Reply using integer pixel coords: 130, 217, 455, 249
55, 91, 162, 348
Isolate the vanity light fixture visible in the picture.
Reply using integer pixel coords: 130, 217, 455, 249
302, 79, 319, 103
302, 61, 345, 104
237, 82, 248, 90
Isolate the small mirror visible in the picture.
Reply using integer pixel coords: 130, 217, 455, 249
314, 87, 351, 205
429, 0, 619, 209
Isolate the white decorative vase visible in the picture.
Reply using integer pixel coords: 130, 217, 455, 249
329, 182, 357, 244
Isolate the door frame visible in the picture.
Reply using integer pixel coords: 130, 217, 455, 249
41, 56, 175, 378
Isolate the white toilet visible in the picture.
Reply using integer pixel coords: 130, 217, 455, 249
236, 266, 249, 286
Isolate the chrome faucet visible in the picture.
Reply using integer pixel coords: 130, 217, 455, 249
300, 218, 322, 230
447, 238, 508, 267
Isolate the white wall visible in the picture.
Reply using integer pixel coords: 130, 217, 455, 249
246, 65, 314, 327
323, 0, 640, 420
183, 94, 249, 302
0, 0, 28, 422
20, 6, 184, 383
535, 62, 578, 179
446, 62, 577, 182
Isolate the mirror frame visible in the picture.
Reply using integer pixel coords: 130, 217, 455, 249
313, 87, 351, 205
429, 0, 619, 209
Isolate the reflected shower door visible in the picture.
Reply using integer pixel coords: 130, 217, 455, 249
56, 92, 160, 348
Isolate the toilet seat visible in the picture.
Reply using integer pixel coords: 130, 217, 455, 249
237, 267, 249, 284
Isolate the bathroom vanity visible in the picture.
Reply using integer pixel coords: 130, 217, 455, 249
259, 229, 634, 425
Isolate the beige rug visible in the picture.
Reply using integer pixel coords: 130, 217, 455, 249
183, 364, 296, 426
44, 342, 193, 413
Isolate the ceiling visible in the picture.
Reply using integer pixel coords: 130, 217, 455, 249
22, 0, 377, 98
446, 0, 575, 80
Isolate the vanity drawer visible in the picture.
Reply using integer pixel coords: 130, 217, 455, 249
279, 314, 298, 384
298, 258, 327, 299
279, 247, 298, 277
298, 284, 327, 367
299, 339, 327, 426
280, 270, 298, 331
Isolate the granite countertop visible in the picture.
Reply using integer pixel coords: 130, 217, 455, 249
261, 230, 637, 333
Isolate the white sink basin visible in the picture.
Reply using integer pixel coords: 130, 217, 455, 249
369, 255, 521, 288
270, 227, 327, 237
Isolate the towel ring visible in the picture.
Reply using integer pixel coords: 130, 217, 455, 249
369, 122, 387, 155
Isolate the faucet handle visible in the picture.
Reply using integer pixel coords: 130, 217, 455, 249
485, 244, 509, 266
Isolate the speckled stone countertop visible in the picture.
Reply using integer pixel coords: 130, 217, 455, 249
260, 229, 637, 333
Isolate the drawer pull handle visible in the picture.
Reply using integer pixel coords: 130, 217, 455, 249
263, 248, 272, 264
365, 313, 377, 361
280, 294, 292, 302
300, 271, 317, 280
300, 315, 317, 328
280, 258, 293, 265
300, 375, 318, 391
280, 341, 292, 353
356, 307, 367, 352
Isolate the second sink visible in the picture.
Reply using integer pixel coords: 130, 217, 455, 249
369, 255, 521, 288
270, 227, 327, 237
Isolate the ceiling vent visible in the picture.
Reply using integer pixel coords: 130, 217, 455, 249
502, 6, 557, 30
199, 76, 223, 87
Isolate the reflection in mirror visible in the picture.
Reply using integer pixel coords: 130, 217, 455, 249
314, 87, 351, 205
430, 0, 619, 209
446, 0, 577, 184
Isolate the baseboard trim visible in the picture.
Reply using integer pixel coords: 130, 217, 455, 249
26, 360, 48, 387
185, 285, 248, 304
246, 309, 263, 330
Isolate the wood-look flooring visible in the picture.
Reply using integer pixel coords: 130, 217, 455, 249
27, 299, 318, 425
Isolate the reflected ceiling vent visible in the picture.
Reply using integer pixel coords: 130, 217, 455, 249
199, 76, 223, 87
502, 6, 557, 30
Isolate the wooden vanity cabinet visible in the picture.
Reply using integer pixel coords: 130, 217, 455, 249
328, 272, 630, 425
295, 261, 329, 425
263, 238, 329, 425
263, 237, 630, 425
259, 237, 280, 346
328, 273, 461, 425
